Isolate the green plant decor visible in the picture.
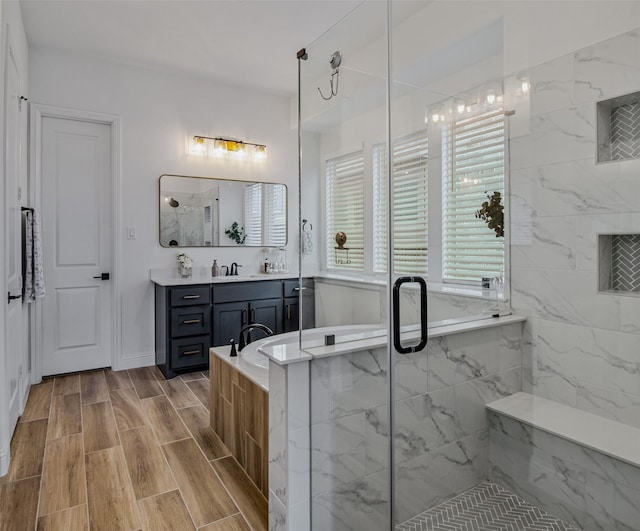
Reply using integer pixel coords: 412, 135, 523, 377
225, 221, 246, 245
475, 191, 504, 238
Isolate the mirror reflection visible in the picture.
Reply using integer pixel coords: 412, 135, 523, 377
159, 174, 287, 247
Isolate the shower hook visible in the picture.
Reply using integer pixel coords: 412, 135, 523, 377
318, 51, 342, 101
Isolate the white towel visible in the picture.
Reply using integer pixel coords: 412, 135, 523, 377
302, 222, 313, 255
24, 210, 45, 302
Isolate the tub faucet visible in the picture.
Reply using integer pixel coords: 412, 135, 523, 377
238, 323, 273, 351
230, 262, 242, 276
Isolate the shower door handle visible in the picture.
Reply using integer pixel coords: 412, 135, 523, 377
392, 276, 428, 355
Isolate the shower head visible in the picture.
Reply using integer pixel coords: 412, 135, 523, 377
329, 50, 342, 70
168, 197, 179, 208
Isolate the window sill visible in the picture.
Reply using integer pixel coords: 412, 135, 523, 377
313, 272, 503, 301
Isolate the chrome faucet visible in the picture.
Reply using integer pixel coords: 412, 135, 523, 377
229, 262, 242, 276
238, 323, 273, 351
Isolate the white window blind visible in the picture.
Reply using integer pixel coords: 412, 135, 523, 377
442, 107, 504, 282
325, 151, 364, 271
373, 130, 428, 275
244, 183, 262, 246
263, 183, 287, 246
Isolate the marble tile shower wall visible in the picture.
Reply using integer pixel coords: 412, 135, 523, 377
509, 28, 640, 427
309, 322, 523, 528
489, 412, 640, 530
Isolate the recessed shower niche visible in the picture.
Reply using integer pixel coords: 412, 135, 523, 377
597, 91, 640, 162
599, 234, 640, 294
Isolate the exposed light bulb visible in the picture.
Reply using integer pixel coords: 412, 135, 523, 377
432, 113, 440, 123
486, 93, 496, 104
190, 136, 205, 155
457, 103, 466, 114
521, 80, 530, 93
254, 145, 267, 161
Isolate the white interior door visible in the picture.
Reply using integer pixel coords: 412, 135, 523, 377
4, 31, 24, 430
41, 117, 112, 376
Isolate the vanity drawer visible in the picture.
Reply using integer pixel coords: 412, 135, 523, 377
170, 305, 211, 337
170, 335, 210, 370
170, 285, 210, 307
213, 281, 281, 303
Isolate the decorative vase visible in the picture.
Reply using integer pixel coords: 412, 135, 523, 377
179, 265, 192, 278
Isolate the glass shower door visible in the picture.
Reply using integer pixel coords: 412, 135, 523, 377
298, 1, 393, 529
297, 1, 507, 528
389, 1, 506, 527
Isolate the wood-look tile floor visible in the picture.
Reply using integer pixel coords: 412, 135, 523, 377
0, 368, 266, 531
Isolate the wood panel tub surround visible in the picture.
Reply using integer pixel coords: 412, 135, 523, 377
210, 352, 269, 498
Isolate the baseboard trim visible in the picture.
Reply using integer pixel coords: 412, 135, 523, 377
115, 353, 155, 371
0, 444, 9, 477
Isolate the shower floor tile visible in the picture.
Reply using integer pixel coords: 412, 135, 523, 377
396, 481, 578, 531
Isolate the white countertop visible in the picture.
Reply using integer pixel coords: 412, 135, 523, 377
150, 268, 296, 286
259, 314, 525, 366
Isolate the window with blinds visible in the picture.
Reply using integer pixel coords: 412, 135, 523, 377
244, 183, 262, 246
442, 106, 504, 282
325, 151, 365, 271
373, 131, 428, 275
244, 183, 287, 246
263, 183, 287, 246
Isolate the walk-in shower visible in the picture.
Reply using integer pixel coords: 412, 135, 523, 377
282, 1, 640, 530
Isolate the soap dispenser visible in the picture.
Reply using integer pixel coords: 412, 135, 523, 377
211, 259, 219, 277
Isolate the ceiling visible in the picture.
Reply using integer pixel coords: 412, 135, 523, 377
20, 0, 365, 96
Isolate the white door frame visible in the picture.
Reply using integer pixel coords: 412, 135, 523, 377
29, 104, 122, 382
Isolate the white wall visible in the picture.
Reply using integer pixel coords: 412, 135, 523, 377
29, 48, 298, 369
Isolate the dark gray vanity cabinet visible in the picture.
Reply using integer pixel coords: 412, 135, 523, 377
283, 278, 315, 333
155, 277, 316, 378
212, 281, 284, 346
155, 284, 211, 379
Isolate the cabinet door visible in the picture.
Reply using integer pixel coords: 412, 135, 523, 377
213, 301, 248, 347
283, 296, 299, 333
250, 297, 283, 336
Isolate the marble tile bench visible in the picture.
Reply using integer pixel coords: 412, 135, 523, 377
487, 392, 640, 531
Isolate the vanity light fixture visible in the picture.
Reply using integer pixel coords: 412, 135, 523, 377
191, 135, 267, 161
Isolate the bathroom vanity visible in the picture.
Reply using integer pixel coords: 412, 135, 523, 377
152, 272, 315, 378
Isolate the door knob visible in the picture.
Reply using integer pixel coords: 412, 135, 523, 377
93, 273, 110, 280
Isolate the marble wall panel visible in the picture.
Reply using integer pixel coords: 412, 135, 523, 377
512, 28, 640, 426
311, 470, 389, 531
511, 268, 620, 330
574, 29, 640, 105
489, 411, 640, 531
309, 322, 523, 526
269, 362, 287, 506
523, 318, 640, 417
